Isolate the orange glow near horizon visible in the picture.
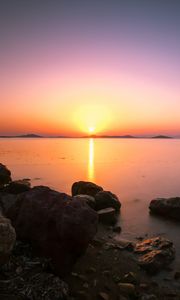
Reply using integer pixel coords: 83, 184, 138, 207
88, 138, 94, 181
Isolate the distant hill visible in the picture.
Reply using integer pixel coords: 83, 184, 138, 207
152, 135, 172, 139
17, 134, 43, 138
0, 134, 43, 138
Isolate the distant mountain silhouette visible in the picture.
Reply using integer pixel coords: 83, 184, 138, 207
0, 134, 43, 138
152, 135, 172, 139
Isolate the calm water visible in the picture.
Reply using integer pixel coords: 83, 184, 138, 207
0, 138, 180, 267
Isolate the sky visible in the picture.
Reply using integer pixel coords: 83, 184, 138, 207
0, 0, 180, 136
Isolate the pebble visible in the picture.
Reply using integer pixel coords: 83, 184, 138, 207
98, 292, 109, 300
118, 283, 136, 296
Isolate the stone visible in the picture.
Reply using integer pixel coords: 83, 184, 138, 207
123, 272, 138, 284
113, 225, 121, 233
98, 292, 109, 300
0, 164, 12, 186
141, 295, 158, 300
118, 283, 136, 297
73, 194, 96, 209
149, 197, 180, 220
95, 191, 121, 211
3, 186, 98, 276
98, 207, 117, 225
0, 214, 16, 264
2, 179, 31, 194
72, 181, 103, 197
135, 237, 175, 274
174, 271, 180, 280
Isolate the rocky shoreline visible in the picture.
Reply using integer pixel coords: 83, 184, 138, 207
0, 163, 180, 300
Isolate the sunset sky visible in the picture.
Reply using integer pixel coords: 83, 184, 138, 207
1, 0, 180, 136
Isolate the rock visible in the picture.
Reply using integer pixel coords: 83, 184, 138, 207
135, 237, 175, 274
174, 271, 180, 280
73, 194, 96, 209
2, 179, 31, 194
20, 273, 69, 300
141, 295, 158, 300
0, 214, 16, 264
98, 207, 117, 225
118, 283, 136, 297
123, 272, 139, 284
98, 292, 109, 300
72, 181, 103, 197
116, 238, 135, 251
0, 164, 12, 186
149, 197, 180, 220
95, 191, 121, 211
3, 186, 98, 276
113, 225, 121, 233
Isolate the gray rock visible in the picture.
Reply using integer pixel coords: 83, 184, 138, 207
2, 179, 31, 194
0, 164, 12, 186
98, 207, 117, 225
72, 181, 103, 197
135, 237, 175, 274
0, 214, 16, 264
73, 194, 96, 209
95, 191, 121, 211
149, 197, 180, 220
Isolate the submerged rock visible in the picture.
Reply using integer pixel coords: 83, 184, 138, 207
1, 179, 31, 194
0, 163, 12, 186
149, 197, 180, 220
95, 191, 121, 211
135, 237, 175, 274
72, 181, 103, 197
3, 186, 98, 276
0, 214, 16, 264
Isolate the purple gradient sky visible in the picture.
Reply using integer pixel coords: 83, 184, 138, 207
0, 0, 180, 136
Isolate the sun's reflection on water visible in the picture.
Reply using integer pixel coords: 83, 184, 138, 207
88, 138, 94, 181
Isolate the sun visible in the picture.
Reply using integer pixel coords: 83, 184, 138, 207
88, 126, 95, 134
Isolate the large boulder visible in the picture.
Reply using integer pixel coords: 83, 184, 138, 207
1, 179, 31, 194
95, 191, 121, 211
72, 181, 103, 197
134, 237, 175, 274
3, 186, 98, 276
149, 197, 180, 220
0, 163, 12, 186
0, 214, 16, 264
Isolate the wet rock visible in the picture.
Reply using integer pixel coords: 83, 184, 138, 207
118, 283, 136, 297
98, 207, 117, 225
174, 271, 180, 280
73, 194, 96, 209
135, 237, 175, 274
4, 186, 98, 276
123, 272, 139, 284
0, 164, 12, 186
95, 191, 121, 211
72, 181, 103, 197
0, 214, 16, 264
98, 292, 109, 300
2, 179, 31, 194
149, 197, 180, 220
113, 225, 121, 233
141, 295, 158, 300
116, 238, 135, 251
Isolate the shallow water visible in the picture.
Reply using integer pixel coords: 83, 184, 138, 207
0, 138, 180, 267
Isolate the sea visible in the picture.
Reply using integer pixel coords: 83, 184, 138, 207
0, 137, 180, 270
